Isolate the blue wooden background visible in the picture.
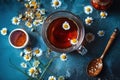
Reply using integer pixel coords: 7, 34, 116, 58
0, 0, 120, 80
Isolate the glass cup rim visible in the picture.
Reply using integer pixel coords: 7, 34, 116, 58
8, 28, 29, 49
42, 11, 85, 53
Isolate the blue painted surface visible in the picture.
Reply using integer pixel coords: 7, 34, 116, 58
0, 0, 120, 80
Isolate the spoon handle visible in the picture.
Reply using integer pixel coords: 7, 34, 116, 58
100, 28, 119, 59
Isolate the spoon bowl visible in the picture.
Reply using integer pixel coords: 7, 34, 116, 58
87, 58, 103, 77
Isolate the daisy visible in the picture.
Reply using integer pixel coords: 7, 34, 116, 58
25, 11, 34, 19
20, 62, 27, 68
28, 67, 39, 78
85, 32, 95, 43
60, 53, 67, 61
100, 11, 108, 19
84, 5, 93, 15
12, 17, 20, 25
85, 17, 93, 26
58, 76, 65, 80
33, 20, 41, 26
97, 30, 105, 37
33, 60, 40, 67
48, 76, 56, 80
25, 21, 32, 28
35, 11, 41, 19
40, 9, 46, 14
24, 47, 32, 54
0, 28, 7, 35
33, 48, 42, 57
29, 0, 38, 9
23, 53, 32, 61
70, 38, 78, 45
51, 0, 62, 9
62, 21, 70, 30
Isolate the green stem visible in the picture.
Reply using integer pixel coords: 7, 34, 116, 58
38, 58, 54, 80
9, 58, 31, 78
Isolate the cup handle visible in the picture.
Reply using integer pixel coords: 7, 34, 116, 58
77, 45, 87, 55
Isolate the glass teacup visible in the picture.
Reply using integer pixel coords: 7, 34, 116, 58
42, 11, 87, 55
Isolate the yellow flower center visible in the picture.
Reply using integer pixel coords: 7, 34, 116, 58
63, 24, 69, 29
86, 19, 92, 23
61, 55, 67, 59
86, 8, 91, 12
26, 47, 31, 52
3, 30, 6, 33
25, 55, 30, 59
50, 78, 55, 80
71, 39, 78, 44
29, 68, 35, 74
100, 12, 106, 17
35, 49, 40, 54
36, 12, 41, 17
86, 35, 93, 40
99, 32, 104, 35
25, 3, 29, 8
26, 22, 31, 26
53, 1, 59, 6
14, 18, 18, 23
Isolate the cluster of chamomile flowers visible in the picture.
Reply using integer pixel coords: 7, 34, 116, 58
83, 5, 106, 43
20, 47, 42, 78
11, 0, 46, 31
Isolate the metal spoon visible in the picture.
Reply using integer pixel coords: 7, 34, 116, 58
87, 28, 119, 77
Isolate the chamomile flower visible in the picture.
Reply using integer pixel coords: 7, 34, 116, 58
51, 0, 62, 9
62, 21, 70, 30
33, 60, 40, 67
85, 17, 93, 26
40, 9, 46, 14
28, 67, 38, 78
58, 76, 65, 80
33, 20, 41, 26
20, 62, 27, 68
0, 28, 7, 35
85, 32, 95, 43
29, 0, 38, 9
35, 11, 41, 18
12, 17, 20, 25
33, 48, 42, 57
97, 30, 105, 37
24, 47, 32, 54
25, 21, 32, 28
100, 11, 108, 19
70, 38, 78, 45
84, 5, 93, 15
60, 53, 67, 61
23, 53, 32, 61
48, 76, 56, 80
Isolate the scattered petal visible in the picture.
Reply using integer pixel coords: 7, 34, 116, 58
20, 62, 27, 68
85, 32, 95, 43
60, 53, 67, 61
20, 51, 24, 57
100, 11, 108, 19
51, 0, 62, 9
62, 21, 70, 30
48, 76, 56, 80
84, 5, 93, 15
85, 17, 93, 26
97, 30, 105, 37
0, 28, 7, 35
